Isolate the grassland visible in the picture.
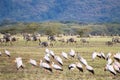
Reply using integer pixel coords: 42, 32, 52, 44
0, 35, 120, 80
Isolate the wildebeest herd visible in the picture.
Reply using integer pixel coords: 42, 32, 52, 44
0, 33, 120, 47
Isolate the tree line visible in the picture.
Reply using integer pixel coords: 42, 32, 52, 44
0, 21, 120, 36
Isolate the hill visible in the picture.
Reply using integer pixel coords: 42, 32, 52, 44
0, 0, 120, 23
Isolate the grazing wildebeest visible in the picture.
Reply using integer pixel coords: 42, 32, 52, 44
105, 41, 114, 46
11, 37, 17, 42
23, 33, 40, 43
80, 38, 89, 44
67, 38, 76, 43
0, 38, 6, 43
23, 33, 32, 41
112, 37, 120, 43
2, 33, 12, 45
1, 33, 18, 45
39, 39, 53, 47
48, 36, 56, 41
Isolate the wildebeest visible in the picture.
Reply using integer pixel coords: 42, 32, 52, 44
67, 38, 76, 43
48, 36, 56, 41
0, 38, 6, 43
3, 33, 11, 42
80, 38, 89, 44
39, 39, 53, 47
23, 33, 40, 43
112, 37, 120, 43
2, 33, 12, 45
0, 33, 18, 45
11, 37, 18, 42
105, 41, 114, 46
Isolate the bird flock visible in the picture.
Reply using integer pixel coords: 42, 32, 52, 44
0, 49, 120, 77
92, 51, 120, 76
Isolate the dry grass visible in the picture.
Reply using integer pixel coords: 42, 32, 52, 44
0, 36, 120, 80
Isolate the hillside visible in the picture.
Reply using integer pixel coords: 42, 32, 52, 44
0, 0, 120, 23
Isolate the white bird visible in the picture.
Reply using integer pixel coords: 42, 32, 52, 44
113, 62, 120, 73
113, 60, 120, 73
104, 64, 116, 76
76, 62, 83, 72
44, 54, 50, 63
106, 52, 112, 60
100, 51, 106, 59
69, 49, 75, 58
68, 63, 76, 70
79, 56, 88, 66
52, 62, 63, 71
113, 60, 120, 68
61, 52, 68, 59
5, 50, 10, 57
55, 56, 63, 66
114, 52, 120, 61
40, 60, 52, 72
107, 58, 113, 65
49, 50, 55, 58
29, 59, 37, 66
15, 57, 24, 70
97, 53, 102, 58
92, 51, 97, 61
45, 48, 50, 54
86, 65, 94, 74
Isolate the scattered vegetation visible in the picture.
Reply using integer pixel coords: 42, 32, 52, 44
0, 21, 120, 36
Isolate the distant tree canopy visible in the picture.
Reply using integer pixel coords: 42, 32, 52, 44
74, 28, 90, 37
0, 21, 120, 36
41, 22, 62, 36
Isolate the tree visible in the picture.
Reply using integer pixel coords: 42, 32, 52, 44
42, 22, 61, 36
75, 28, 89, 37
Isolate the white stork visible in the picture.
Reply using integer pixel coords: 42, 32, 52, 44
68, 63, 76, 70
45, 48, 50, 54
113, 60, 120, 68
100, 51, 106, 59
114, 52, 120, 61
113, 62, 120, 73
52, 62, 63, 71
92, 51, 97, 61
49, 50, 55, 58
113, 60, 120, 73
5, 50, 10, 57
106, 52, 112, 60
29, 59, 37, 66
86, 65, 94, 74
15, 57, 24, 70
79, 56, 88, 66
104, 64, 116, 76
61, 52, 68, 59
97, 53, 102, 58
107, 58, 113, 65
40, 60, 52, 73
55, 55, 63, 66
69, 49, 76, 58
77, 53, 88, 66
44, 54, 51, 63
76, 62, 83, 72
